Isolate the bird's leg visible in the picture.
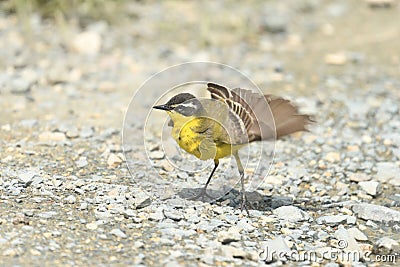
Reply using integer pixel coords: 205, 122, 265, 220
190, 159, 219, 201
233, 152, 250, 216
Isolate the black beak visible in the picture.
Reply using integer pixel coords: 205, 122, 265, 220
153, 104, 173, 111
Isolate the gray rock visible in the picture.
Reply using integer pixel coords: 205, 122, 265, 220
64, 195, 77, 204
347, 227, 368, 241
236, 219, 255, 232
134, 241, 145, 248
18, 169, 40, 184
159, 238, 175, 246
352, 203, 400, 223
11, 78, 31, 94
123, 209, 136, 218
134, 192, 151, 209
80, 126, 94, 138
388, 176, 400, 186
86, 222, 98, 230
346, 216, 357, 224
150, 151, 164, 160
349, 173, 371, 182
261, 15, 288, 33
66, 129, 80, 138
107, 154, 122, 168
217, 226, 241, 244
164, 261, 184, 267
197, 219, 227, 232
375, 237, 399, 253
317, 230, 330, 241
52, 230, 62, 237
94, 210, 113, 219
326, 2, 348, 17
2, 247, 24, 256
19, 119, 38, 128
212, 206, 224, 215
359, 181, 381, 196
334, 227, 360, 252
163, 209, 183, 221
365, 220, 379, 229
75, 157, 88, 168
224, 214, 239, 224
260, 237, 291, 262
38, 131, 67, 144
177, 172, 189, 180
38, 211, 57, 219
160, 228, 196, 238
110, 228, 127, 239
316, 215, 348, 225
273, 205, 310, 222
148, 210, 164, 221
132, 217, 144, 223
72, 30, 102, 55
219, 245, 247, 259
375, 162, 400, 183
367, 0, 395, 8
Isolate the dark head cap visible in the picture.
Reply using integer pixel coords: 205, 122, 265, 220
153, 93, 204, 116
166, 93, 196, 106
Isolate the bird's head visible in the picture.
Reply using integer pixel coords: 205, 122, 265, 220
153, 93, 204, 117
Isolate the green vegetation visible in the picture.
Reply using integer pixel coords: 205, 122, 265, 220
1, 0, 134, 25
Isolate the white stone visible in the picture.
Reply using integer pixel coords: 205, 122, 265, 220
72, 31, 101, 55
273, 205, 310, 222
359, 181, 381, 196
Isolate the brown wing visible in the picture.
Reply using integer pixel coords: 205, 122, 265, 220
231, 87, 275, 141
199, 97, 249, 145
207, 83, 254, 132
207, 83, 312, 142
207, 83, 253, 144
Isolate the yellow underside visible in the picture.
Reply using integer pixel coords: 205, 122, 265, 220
169, 112, 244, 160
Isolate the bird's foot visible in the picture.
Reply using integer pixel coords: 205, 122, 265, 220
240, 191, 252, 216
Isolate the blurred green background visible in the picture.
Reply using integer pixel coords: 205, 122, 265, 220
2, 0, 399, 95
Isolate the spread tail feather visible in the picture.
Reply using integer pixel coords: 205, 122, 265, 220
268, 97, 312, 138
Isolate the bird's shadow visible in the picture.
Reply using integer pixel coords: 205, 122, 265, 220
178, 187, 294, 211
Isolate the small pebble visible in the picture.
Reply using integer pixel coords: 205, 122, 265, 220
75, 157, 88, 168
359, 181, 381, 196
150, 151, 165, 160
110, 228, 127, 239
107, 154, 122, 168
273, 206, 310, 222
352, 203, 400, 223
316, 215, 348, 225
375, 237, 399, 252
72, 31, 101, 55
64, 195, 77, 204
325, 152, 340, 163
349, 173, 371, 182
347, 227, 368, 241
39, 131, 66, 142
325, 52, 347, 65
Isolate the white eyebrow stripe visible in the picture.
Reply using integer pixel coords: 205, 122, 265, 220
179, 102, 198, 109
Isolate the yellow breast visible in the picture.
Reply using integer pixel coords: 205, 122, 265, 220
170, 115, 240, 160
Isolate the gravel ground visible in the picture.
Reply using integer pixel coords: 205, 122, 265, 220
1, 1, 399, 266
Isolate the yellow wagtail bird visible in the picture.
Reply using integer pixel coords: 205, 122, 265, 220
153, 83, 312, 213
